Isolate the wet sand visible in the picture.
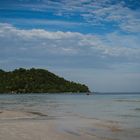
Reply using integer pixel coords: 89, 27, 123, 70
0, 110, 95, 140
0, 110, 139, 140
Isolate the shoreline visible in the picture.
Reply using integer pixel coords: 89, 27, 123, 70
0, 109, 97, 140
0, 94, 140, 140
0, 92, 91, 95
0, 109, 136, 140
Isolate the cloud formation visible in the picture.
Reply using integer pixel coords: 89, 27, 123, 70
0, 23, 140, 64
1, 0, 139, 33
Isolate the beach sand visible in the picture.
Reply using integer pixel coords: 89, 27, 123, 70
0, 110, 95, 140
0, 110, 139, 140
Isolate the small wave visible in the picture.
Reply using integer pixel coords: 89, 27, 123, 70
119, 114, 140, 118
115, 99, 140, 103
134, 108, 140, 111
27, 111, 48, 117
0, 110, 48, 120
64, 129, 81, 136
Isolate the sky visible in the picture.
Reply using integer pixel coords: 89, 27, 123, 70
0, 0, 140, 92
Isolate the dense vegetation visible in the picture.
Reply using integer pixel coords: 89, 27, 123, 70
0, 68, 90, 93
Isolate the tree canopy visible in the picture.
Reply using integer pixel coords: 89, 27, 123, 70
0, 68, 90, 93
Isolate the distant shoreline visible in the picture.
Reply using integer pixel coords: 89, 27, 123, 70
0, 92, 140, 95
0, 92, 91, 95
94, 92, 140, 95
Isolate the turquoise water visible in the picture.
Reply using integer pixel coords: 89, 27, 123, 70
0, 93, 140, 129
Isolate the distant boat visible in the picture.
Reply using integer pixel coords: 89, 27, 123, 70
86, 93, 90, 95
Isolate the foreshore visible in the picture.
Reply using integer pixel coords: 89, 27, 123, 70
0, 93, 140, 140
0, 109, 134, 140
0, 110, 92, 140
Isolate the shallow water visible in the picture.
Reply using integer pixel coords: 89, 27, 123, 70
0, 93, 140, 139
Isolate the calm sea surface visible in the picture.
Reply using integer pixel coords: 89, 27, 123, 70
0, 93, 140, 129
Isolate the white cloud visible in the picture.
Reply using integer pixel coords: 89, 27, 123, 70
1, 0, 140, 33
0, 23, 140, 59
59, 1, 140, 33
0, 18, 86, 27
79, 1, 140, 32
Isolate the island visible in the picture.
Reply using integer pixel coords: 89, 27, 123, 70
0, 68, 90, 93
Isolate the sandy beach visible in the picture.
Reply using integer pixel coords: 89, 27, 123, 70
0, 109, 138, 140
0, 94, 140, 140
0, 110, 97, 140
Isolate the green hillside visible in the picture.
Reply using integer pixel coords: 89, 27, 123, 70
0, 68, 90, 93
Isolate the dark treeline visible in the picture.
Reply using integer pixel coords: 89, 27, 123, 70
0, 68, 90, 93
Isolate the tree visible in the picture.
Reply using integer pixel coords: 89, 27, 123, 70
0, 68, 90, 93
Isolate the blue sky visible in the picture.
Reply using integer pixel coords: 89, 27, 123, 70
0, 0, 140, 92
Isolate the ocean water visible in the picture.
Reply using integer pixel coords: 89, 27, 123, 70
0, 93, 140, 126
0, 93, 140, 139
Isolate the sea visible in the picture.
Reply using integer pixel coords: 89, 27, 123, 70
0, 93, 140, 139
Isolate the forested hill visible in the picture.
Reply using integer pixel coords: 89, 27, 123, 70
0, 68, 90, 93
